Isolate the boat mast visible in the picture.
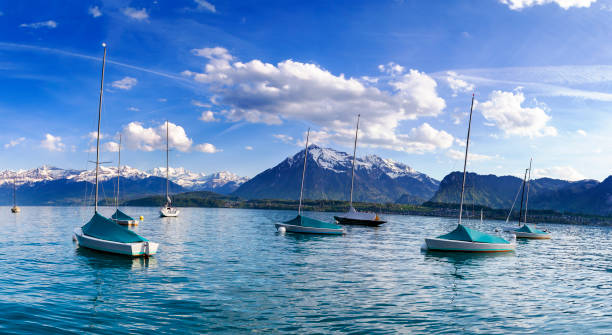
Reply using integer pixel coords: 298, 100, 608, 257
166, 120, 169, 204
349, 114, 360, 208
13, 176, 16, 207
458, 94, 475, 226
94, 43, 107, 213
524, 158, 532, 225
518, 168, 528, 226
115, 134, 121, 210
298, 128, 310, 216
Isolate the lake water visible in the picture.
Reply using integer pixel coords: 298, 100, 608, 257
0, 206, 610, 334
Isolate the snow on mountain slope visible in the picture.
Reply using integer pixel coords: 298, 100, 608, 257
0, 165, 248, 192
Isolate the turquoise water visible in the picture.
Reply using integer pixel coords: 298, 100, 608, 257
0, 206, 610, 334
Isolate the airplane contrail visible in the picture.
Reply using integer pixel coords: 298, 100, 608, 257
0, 41, 192, 83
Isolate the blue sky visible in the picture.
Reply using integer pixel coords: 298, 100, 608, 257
1, 0, 612, 181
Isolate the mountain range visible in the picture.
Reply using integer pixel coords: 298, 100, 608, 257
430, 172, 611, 216
0, 165, 248, 205
233, 145, 439, 203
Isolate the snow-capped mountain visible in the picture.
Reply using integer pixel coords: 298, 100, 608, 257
0, 165, 248, 194
234, 145, 440, 203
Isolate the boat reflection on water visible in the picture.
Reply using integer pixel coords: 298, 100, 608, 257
75, 247, 158, 270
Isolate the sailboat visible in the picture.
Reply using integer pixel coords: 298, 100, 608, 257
514, 159, 551, 239
275, 129, 345, 235
110, 135, 138, 225
334, 114, 386, 226
10, 176, 20, 213
160, 120, 179, 217
73, 43, 158, 257
424, 94, 515, 252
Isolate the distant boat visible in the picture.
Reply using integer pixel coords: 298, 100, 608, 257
424, 95, 515, 253
514, 159, 551, 239
73, 43, 158, 257
160, 120, 179, 217
111, 135, 137, 226
334, 114, 386, 226
275, 129, 344, 235
10, 176, 20, 213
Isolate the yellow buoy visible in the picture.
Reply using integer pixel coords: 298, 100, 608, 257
139, 216, 144, 221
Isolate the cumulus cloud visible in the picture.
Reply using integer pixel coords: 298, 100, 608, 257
111, 77, 138, 90
4, 137, 25, 148
446, 71, 474, 97
446, 148, 493, 161
128, 106, 140, 112
89, 6, 102, 18
194, 143, 221, 153
245, 146, 253, 150
20, 20, 57, 29
41, 134, 65, 151
183, 47, 449, 153
122, 121, 192, 152
477, 89, 557, 138
194, 0, 216, 12
500, 0, 596, 10
577, 129, 587, 136
199, 111, 218, 122
192, 99, 211, 108
123, 7, 149, 21
533, 166, 586, 181
103, 141, 119, 152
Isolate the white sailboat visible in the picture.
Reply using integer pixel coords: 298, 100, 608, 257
74, 43, 158, 257
334, 114, 386, 226
275, 129, 345, 235
10, 176, 20, 213
111, 135, 138, 225
424, 94, 515, 252
160, 120, 179, 217
514, 159, 551, 239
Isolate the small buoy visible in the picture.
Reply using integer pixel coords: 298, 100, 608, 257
278, 226, 286, 234
139, 216, 144, 221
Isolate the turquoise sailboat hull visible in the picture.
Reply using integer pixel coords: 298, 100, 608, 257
514, 224, 551, 239
276, 215, 345, 235
425, 224, 515, 252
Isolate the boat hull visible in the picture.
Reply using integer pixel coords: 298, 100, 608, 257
424, 238, 515, 253
113, 219, 138, 226
160, 207, 179, 217
275, 223, 344, 235
514, 231, 551, 239
73, 228, 158, 256
334, 216, 385, 226
10, 206, 20, 213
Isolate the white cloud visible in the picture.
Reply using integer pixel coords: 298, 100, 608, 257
192, 99, 211, 108
199, 110, 218, 122
103, 141, 119, 152
195, 143, 221, 153
477, 89, 557, 138
4, 137, 25, 148
273, 134, 294, 143
577, 129, 587, 136
446, 71, 474, 97
183, 46, 448, 153
88, 6, 102, 18
88, 131, 104, 141
194, 0, 216, 13
158, 98, 167, 102
41, 134, 65, 151
500, 0, 596, 10
123, 7, 149, 21
111, 77, 138, 90
128, 106, 140, 112
533, 166, 586, 181
20, 20, 57, 29
446, 148, 492, 161
245, 146, 253, 150
122, 121, 209, 153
